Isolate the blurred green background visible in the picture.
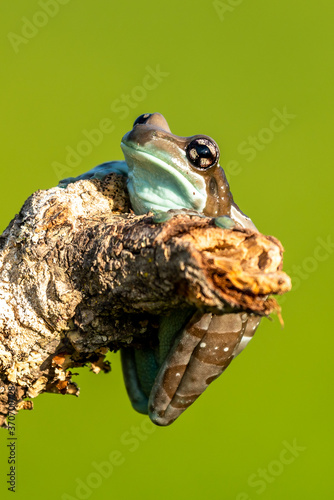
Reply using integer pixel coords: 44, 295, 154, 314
1, 1, 333, 499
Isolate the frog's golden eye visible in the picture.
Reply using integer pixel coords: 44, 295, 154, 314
186, 138, 219, 170
133, 113, 152, 127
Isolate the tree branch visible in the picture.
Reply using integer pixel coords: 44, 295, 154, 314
0, 174, 291, 426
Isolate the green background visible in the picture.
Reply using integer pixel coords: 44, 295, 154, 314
1, 1, 333, 499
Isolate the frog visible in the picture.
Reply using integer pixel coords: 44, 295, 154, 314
59, 113, 261, 426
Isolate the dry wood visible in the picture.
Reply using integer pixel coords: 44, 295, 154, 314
0, 173, 291, 426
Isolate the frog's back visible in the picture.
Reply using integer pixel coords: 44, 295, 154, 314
58, 161, 129, 188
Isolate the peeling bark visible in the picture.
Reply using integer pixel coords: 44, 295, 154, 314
0, 173, 291, 426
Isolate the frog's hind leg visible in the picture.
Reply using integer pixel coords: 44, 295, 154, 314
233, 313, 261, 357
148, 312, 257, 426
120, 347, 159, 415
120, 308, 193, 416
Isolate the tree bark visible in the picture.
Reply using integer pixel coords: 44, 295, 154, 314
0, 173, 291, 427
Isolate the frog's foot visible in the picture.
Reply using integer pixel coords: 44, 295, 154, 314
152, 209, 206, 224
152, 212, 174, 223
214, 215, 236, 229
120, 347, 159, 415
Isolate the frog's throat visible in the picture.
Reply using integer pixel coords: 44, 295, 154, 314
121, 144, 207, 215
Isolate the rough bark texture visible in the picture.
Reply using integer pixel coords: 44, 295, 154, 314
0, 173, 291, 427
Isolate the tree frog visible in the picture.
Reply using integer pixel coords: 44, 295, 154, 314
59, 113, 261, 426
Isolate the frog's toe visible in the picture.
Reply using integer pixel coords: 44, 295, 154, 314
152, 212, 173, 223
120, 348, 149, 415
214, 215, 236, 229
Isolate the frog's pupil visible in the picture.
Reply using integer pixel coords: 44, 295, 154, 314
197, 144, 211, 158
133, 113, 151, 126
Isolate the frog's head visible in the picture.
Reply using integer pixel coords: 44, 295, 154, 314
120, 113, 233, 216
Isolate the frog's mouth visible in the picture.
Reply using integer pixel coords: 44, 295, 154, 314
120, 142, 207, 214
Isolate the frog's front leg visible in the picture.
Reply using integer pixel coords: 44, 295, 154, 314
153, 211, 237, 233
152, 208, 206, 224
148, 311, 259, 426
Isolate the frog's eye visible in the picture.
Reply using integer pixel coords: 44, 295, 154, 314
186, 138, 219, 170
133, 113, 152, 127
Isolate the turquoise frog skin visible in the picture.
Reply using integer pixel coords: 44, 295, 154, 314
59, 113, 261, 426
